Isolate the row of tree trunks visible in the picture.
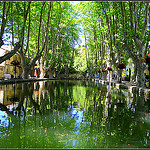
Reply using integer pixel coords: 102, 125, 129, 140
120, 2, 149, 87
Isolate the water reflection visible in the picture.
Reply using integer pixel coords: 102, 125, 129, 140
0, 80, 150, 148
0, 111, 9, 127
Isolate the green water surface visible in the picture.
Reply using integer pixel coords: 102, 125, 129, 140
0, 80, 150, 148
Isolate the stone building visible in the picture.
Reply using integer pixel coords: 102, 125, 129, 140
0, 45, 22, 79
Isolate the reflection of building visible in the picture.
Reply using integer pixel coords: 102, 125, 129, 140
0, 84, 22, 106
0, 45, 22, 79
0, 86, 4, 104
0, 48, 5, 79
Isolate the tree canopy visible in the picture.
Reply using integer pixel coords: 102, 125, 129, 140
0, 1, 150, 87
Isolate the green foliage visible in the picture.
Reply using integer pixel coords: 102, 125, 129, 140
1, 1, 149, 79
73, 47, 87, 73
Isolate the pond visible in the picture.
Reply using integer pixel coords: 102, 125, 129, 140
0, 80, 150, 148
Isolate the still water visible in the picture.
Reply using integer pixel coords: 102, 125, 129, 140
0, 80, 150, 148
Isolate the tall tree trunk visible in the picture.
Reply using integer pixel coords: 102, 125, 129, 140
0, 2, 10, 47
20, 2, 52, 79
39, 58, 44, 78
22, 66, 30, 79
120, 2, 149, 87
84, 32, 89, 71
19, 2, 31, 79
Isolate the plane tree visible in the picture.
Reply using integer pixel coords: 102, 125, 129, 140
0, 2, 25, 64
120, 1, 150, 87
76, 2, 112, 77
0, 1, 80, 79
17, 1, 52, 79
2, 1, 52, 79
77, 1, 150, 87
95, 1, 150, 86
39, 1, 80, 78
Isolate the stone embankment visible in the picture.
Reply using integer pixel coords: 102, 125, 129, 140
0, 74, 149, 93
0, 78, 53, 85
0, 74, 85, 85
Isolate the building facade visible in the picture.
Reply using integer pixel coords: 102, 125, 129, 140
0, 45, 22, 79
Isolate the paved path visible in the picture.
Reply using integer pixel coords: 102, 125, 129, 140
94, 78, 136, 86
93, 78, 150, 93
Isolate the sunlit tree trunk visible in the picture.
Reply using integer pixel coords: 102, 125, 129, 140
39, 57, 45, 78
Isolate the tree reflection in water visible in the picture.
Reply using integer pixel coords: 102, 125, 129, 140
0, 80, 150, 148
